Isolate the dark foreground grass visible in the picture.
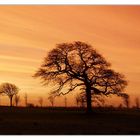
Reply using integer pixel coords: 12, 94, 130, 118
0, 106, 140, 135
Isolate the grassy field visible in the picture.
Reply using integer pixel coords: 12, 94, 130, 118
0, 106, 140, 135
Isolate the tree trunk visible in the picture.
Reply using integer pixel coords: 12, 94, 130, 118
86, 85, 92, 113
10, 96, 13, 107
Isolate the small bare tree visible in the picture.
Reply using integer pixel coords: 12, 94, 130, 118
76, 92, 105, 108
64, 97, 67, 107
24, 93, 28, 107
75, 95, 79, 107
38, 97, 43, 107
0, 83, 19, 107
14, 95, 20, 107
0, 94, 1, 106
121, 93, 129, 108
135, 97, 139, 109
48, 96, 55, 107
75, 94, 86, 108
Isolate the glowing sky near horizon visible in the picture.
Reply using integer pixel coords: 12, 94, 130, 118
0, 6, 140, 107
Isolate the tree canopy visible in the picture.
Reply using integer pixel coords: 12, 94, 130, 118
34, 41, 128, 113
0, 83, 19, 107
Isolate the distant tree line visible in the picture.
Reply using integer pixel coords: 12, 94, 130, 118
0, 82, 139, 109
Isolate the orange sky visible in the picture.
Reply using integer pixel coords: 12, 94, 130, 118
0, 6, 140, 107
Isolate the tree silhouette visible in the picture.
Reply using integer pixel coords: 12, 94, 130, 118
75, 95, 79, 107
75, 94, 86, 108
14, 95, 20, 107
0, 94, 1, 106
76, 92, 105, 108
38, 97, 43, 107
34, 41, 127, 113
121, 93, 129, 108
24, 93, 28, 107
64, 97, 67, 107
0, 83, 19, 107
48, 96, 55, 107
135, 97, 139, 109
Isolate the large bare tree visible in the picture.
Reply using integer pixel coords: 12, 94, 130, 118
0, 83, 19, 107
34, 41, 127, 113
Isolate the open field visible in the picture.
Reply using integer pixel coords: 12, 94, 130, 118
0, 106, 140, 135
